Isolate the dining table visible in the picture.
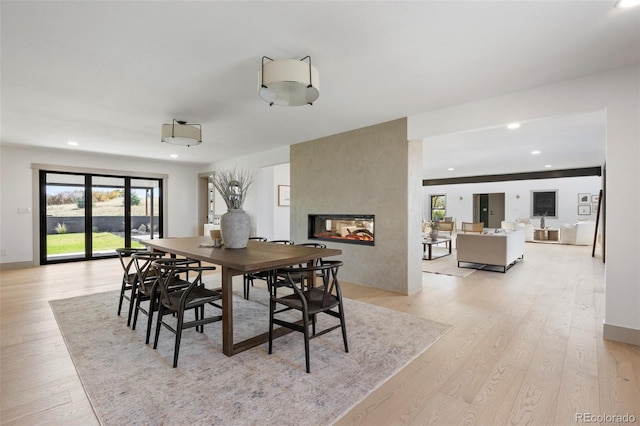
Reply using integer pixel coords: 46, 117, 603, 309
141, 236, 342, 356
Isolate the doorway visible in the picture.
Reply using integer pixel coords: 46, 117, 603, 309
472, 192, 505, 228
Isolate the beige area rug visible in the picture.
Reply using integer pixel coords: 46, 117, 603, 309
422, 249, 480, 278
50, 284, 451, 425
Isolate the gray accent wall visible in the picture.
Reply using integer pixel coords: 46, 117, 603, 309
290, 118, 423, 294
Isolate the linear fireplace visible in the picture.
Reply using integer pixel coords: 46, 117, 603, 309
308, 214, 374, 246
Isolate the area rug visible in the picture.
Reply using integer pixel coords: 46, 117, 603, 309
50, 287, 451, 425
422, 250, 479, 278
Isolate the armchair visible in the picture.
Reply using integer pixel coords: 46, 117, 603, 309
559, 221, 596, 245
502, 219, 534, 242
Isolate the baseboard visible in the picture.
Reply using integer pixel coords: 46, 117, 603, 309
0, 261, 35, 270
603, 323, 640, 346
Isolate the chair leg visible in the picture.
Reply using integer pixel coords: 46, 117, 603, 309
243, 275, 250, 300
339, 304, 349, 353
131, 291, 141, 330
153, 303, 164, 349
117, 281, 126, 316
144, 295, 156, 344
126, 282, 136, 327
173, 314, 183, 368
303, 311, 310, 373
268, 299, 274, 354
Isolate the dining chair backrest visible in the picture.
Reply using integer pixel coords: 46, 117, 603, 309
461, 222, 484, 233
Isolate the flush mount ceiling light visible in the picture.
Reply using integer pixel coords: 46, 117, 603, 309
161, 119, 202, 147
259, 56, 319, 106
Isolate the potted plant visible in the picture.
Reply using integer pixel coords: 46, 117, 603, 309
211, 167, 255, 248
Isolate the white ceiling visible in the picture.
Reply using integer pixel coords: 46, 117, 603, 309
1, 1, 637, 178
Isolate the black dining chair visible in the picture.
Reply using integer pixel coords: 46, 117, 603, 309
269, 260, 348, 373
116, 247, 149, 326
152, 259, 223, 368
130, 252, 192, 344
273, 243, 327, 292
243, 239, 294, 300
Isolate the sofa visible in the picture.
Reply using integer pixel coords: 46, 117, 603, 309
501, 218, 534, 242
456, 229, 525, 272
559, 221, 596, 245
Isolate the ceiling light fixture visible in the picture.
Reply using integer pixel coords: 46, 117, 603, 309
616, 0, 640, 8
531, 150, 541, 155
161, 119, 202, 147
545, 164, 552, 168
67, 141, 78, 146
259, 56, 319, 106
507, 123, 520, 129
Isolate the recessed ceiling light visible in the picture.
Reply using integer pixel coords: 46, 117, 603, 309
170, 154, 178, 158
67, 141, 79, 146
531, 150, 541, 155
448, 167, 455, 171
544, 164, 552, 168
507, 123, 520, 129
616, 0, 640, 8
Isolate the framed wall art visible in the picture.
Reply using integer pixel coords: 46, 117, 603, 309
578, 193, 590, 204
278, 185, 290, 206
578, 204, 591, 215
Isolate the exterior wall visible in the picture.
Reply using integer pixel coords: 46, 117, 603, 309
290, 118, 422, 294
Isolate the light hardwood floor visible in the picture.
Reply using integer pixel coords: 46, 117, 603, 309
1, 242, 638, 425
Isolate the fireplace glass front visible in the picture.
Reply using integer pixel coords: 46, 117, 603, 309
308, 214, 374, 246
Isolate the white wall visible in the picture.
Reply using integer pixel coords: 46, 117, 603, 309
424, 175, 602, 230
0, 145, 200, 265
409, 65, 640, 341
200, 145, 290, 239
255, 163, 290, 240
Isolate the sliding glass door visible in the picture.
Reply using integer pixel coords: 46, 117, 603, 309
43, 173, 87, 262
40, 171, 163, 264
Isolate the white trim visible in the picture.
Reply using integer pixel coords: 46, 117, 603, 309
31, 163, 168, 180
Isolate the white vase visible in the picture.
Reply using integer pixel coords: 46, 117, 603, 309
220, 208, 250, 249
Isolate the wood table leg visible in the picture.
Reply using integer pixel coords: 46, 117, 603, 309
221, 267, 234, 356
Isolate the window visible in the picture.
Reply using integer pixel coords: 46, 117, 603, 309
531, 190, 557, 217
430, 194, 446, 221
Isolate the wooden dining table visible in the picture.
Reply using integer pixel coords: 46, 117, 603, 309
141, 236, 341, 356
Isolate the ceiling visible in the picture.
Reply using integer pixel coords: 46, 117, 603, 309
1, 1, 638, 178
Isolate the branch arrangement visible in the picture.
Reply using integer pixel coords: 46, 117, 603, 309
212, 167, 255, 210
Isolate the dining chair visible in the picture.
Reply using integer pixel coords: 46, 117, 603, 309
243, 239, 294, 300
436, 221, 455, 236
130, 252, 191, 344
152, 259, 222, 368
461, 222, 484, 233
269, 260, 348, 373
116, 247, 149, 326
273, 243, 327, 292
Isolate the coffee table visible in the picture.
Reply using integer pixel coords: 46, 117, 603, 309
422, 236, 452, 260
533, 228, 559, 242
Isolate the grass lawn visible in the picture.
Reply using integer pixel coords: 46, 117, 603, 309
47, 232, 144, 255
